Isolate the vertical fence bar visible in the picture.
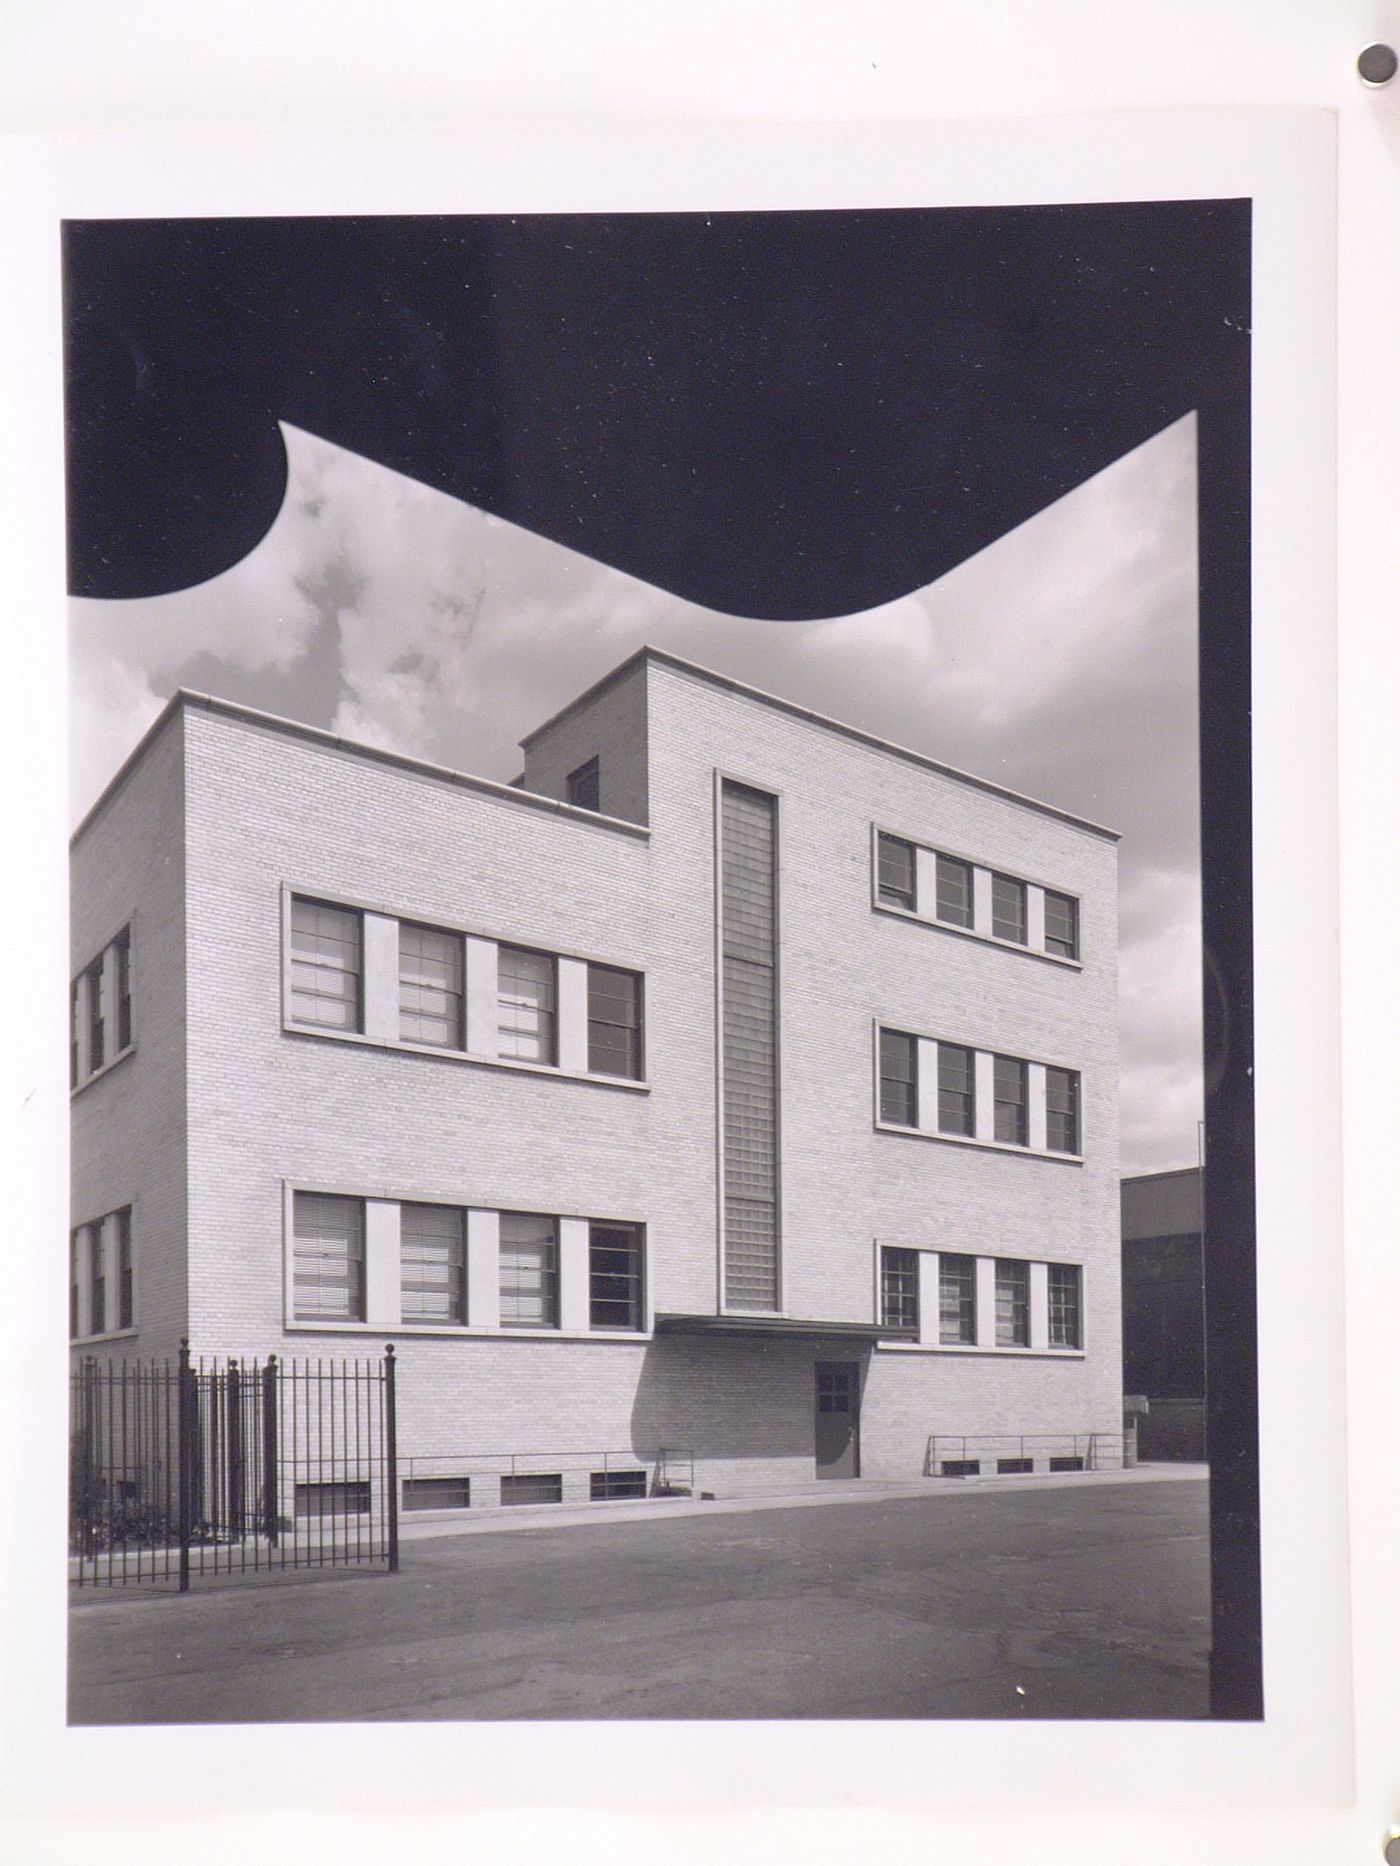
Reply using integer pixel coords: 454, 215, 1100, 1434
227, 1359, 244, 1563
262, 1355, 279, 1552
384, 1345, 399, 1574
176, 1340, 193, 1594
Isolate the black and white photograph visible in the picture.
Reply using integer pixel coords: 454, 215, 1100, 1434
62, 199, 1251, 1724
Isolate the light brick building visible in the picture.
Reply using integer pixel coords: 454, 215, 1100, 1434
69, 646, 1122, 1510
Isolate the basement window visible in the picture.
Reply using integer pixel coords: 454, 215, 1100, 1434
402, 1476, 471, 1511
590, 1470, 648, 1501
501, 1473, 564, 1506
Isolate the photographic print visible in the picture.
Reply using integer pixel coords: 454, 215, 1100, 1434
63, 198, 1256, 1727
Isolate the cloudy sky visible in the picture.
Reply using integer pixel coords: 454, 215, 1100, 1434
70, 413, 1202, 1175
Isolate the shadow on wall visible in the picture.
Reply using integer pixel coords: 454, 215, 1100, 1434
628, 1333, 871, 1475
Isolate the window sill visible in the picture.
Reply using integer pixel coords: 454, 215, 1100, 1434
283, 1022, 649, 1092
70, 1043, 136, 1098
284, 1321, 652, 1344
875, 1339, 1086, 1359
70, 1326, 139, 1347
873, 1119, 1083, 1165
872, 900, 1083, 971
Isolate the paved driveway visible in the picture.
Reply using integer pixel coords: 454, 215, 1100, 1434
69, 1475, 1210, 1723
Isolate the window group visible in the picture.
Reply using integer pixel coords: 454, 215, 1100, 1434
878, 1026, 1081, 1156
875, 832, 1079, 962
289, 1190, 646, 1335
70, 926, 132, 1089
70, 1207, 134, 1340
879, 1245, 1083, 1351
287, 894, 643, 1082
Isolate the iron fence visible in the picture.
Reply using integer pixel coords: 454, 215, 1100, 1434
925, 1432, 1127, 1477
69, 1343, 399, 1589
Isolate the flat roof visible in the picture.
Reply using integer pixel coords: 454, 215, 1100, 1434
520, 644, 1120, 843
70, 688, 652, 849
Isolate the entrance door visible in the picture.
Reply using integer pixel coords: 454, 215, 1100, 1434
814, 1361, 860, 1478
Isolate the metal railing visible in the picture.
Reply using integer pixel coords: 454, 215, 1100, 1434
70, 1343, 399, 1589
925, 1432, 1127, 1477
397, 1447, 678, 1508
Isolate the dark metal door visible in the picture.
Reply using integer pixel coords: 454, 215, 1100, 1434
814, 1361, 860, 1478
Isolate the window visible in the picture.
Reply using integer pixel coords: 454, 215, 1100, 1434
991, 873, 1027, 943
501, 1473, 563, 1506
997, 1457, 1033, 1475
588, 965, 643, 1078
115, 928, 132, 1051
69, 1232, 80, 1338
591, 1470, 648, 1501
1044, 890, 1079, 959
939, 1253, 976, 1344
993, 1055, 1028, 1146
589, 1223, 644, 1330
937, 1043, 975, 1137
880, 1246, 920, 1332
117, 1207, 133, 1331
876, 833, 916, 909
403, 1476, 471, 1511
70, 981, 80, 1089
499, 1212, 558, 1327
566, 756, 600, 812
292, 1193, 366, 1322
289, 899, 362, 1032
878, 1029, 917, 1126
497, 945, 556, 1064
935, 854, 973, 928
1049, 1455, 1085, 1473
295, 1480, 370, 1518
400, 1203, 467, 1325
1046, 1067, 1081, 1153
86, 957, 105, 1073
399, 922, 464, 1048
1048, 1263, 1083, 1349
995, 1259, 1029, 1346
940, 1460, 980, 1478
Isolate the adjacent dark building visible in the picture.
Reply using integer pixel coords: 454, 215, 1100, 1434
1120, 1166, 1206, 1461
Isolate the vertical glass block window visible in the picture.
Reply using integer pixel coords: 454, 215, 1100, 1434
880, 1246, 920, 1332
876, 833, 916, 909
70, 979, 81, 1089
937, 1043, 975, 1136
878, 1029, 917, 1126
497, 946, 556, 1064
86, 956, 106, 1073
589, 1222, 644, 1330
566, 756, 601, 812
115, 927, 132, 1051
1048, 1263, 1083, 1348
117, 1207, 134, 1330
995, 1258, 1029, 1346
289, 899, 362, 1032
1046, 1067, 1081, 1153
88, 1224, 106, 1336
993, 1055, 1028, 1146
399, 922, 465, 1048
292, 1192, 366, 1322
991, 873, 1027, 943
400, 1202, 467, 1325
935, 854, 974, 928
69, 1232, 80, 1338
499, 1212, 559, 1328
1044, 890, 1079, 959
587, 965, 643, 1078
939, 1253, 976, 1345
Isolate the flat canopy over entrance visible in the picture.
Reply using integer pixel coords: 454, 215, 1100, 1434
654, 1312, 908, 1343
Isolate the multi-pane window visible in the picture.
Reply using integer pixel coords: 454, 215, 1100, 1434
399, 922, 464, 1048
589, 1222, 644, 1330
566, 756, 600, 812
86, 956, 106, 1073
937, 1043, 976, 1136
400, 1202, 467, 1325
939, 1253, 976, 1345
935, 854, 974, 928
115, 927, 132, 1051
289, 899, 362, 1032
69, 1232, 80, 1338
878, 1029, 917, 1126
1048, 1263, 1083, 1348
499, 1211, 559, 1327
88, 1225, 106, 1336
876, 833, 916, 909
497, 946, 556, 1064
588, 965, 643, 1078
292, 1192, 366, 1322
1046, 1067, 1081, 1153
1044, 890, 1079, 959
117, 1207, 134, 1331
995, 1258, 1030, 1346
70, 981, 80, 1089
880, 1246, 920, 1332
993, 1055, 1028, 1146
991, 873, 1027, 944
